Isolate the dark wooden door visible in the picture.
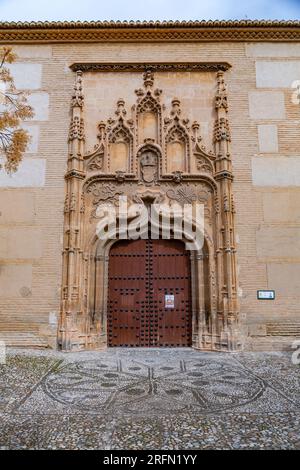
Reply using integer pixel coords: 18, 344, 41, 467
107, 239, 192, 347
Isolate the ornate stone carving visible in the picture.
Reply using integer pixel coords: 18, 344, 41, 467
87, 152, 104, 171
140, 150, 158, 184
71, 71, 84, 108
171, 171, 183, 183
64, 194, 69, 213
215, 71, 228, 111
214, 118, 231, 142
108, 120, 132, 144
87, 182, 123, 204
84, 122, 106, 172
69, 193, 76, 211
60, 68, 240, 353
166, 186, 198, 205
115, 170, 126, 182
87, 182, 124, 219
71, 62, 232, 73
69, 116, 85, 141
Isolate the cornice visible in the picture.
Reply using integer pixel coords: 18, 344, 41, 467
70, 62, 231, 72
0, 20, 300, 43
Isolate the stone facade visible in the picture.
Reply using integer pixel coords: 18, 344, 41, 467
0, 21, 300, 351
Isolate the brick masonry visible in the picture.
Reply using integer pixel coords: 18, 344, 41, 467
0, 41, 300, 350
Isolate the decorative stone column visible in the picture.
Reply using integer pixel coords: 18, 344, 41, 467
214, 71, 240, 351
58, 71, 86, 350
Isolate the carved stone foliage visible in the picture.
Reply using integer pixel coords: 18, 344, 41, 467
85, 179, 214, 230
166, 186, 198, 205
214, 118, 231, 142
87, 150, 104, 171
83, 70, 216, 180
86, 182, 124, 219
69, 116, 85, 142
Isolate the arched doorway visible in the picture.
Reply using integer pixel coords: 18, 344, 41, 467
59, 69, 241, 352
107, 238, 192, 347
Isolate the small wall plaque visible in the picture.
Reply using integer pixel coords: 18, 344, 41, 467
165, 294, 175, 309
257, 290, 275, 300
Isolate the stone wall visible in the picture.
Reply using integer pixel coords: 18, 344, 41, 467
0, 41, 299, 350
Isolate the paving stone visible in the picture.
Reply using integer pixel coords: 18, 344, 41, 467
0, 348, 299, 449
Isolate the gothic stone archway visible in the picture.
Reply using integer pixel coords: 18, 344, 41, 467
58, 68, 240, 352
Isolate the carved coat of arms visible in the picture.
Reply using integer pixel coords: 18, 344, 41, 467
140, 151, 158, 183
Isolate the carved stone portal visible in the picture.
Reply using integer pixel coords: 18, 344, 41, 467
58, 68, 241, 352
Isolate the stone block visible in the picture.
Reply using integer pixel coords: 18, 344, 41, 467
267, 263, 300, 295
252, 157, 300, 186
22, 124, 39, 153
13, 45, 52, 58
27, 92, 49, 121
0, 159, 46, 188
249, 91, 285, 119
263, 191, 300, 222
256, 226, 300, 259
0, 264, 32, 297
8, 63, 42, 90
0, 228, 42, 259
256, 61, 300, 88
246, 43, 300, 57
258, 124, 278, 153
0, 191, 35, 224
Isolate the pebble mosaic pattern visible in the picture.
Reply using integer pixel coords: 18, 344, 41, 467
43, 357, 265, 415
0, 348, 299, 449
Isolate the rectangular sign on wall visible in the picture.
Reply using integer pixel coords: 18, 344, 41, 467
257, 290, 275, 300
165, 294, 175, 309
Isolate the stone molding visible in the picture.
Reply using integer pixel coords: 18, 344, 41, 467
70, 62, 231, 72
0, 20, 300, 43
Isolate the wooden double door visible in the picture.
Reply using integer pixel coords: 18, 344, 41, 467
107, 238, 192, 347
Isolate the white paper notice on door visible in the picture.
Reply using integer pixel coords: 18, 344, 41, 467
165, 294, 175, 309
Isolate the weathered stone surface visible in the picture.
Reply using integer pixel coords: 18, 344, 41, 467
256, 61, 300, 88
13, 45, 52, 58
8, 63, 42, 90
252, 157, 300, 186
246, 42, 300, 57
0, 264, 32, 297
22, 124, 39, 154
256, 226, 300, 259
263, 191, 300, 222
0, 228, 42, 259
27, 93, 49, 121
248, 324, 267, 336
0, 159, 46, 188
0, 191, 35, 224
267, 263, 300, 296
249, 92, 285, 119
258, 124, 278, 153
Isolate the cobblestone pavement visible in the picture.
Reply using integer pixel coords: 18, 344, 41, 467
0, 348, 299, 449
